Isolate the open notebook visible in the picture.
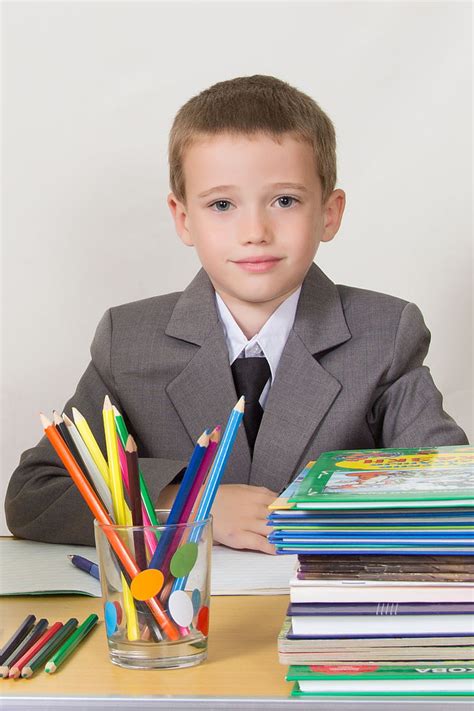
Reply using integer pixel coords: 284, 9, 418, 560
0, 538, 296, 597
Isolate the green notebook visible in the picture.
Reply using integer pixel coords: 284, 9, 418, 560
289, 446, 474, 507
287, 663, 474, 696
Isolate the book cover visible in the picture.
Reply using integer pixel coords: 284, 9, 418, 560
289, 446, 474, 505
288, 602, 474, 616
288, 663, 474, 696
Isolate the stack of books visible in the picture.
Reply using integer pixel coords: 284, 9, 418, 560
268, 445, 474, 698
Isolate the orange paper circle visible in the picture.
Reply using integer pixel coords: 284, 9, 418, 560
130, 568, 164, 601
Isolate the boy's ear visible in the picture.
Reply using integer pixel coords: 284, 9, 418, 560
167, 192, 194, 246
320, 189, 346, 243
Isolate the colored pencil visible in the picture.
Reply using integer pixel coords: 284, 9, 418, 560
193, 397, 244, 522
62, 412, 114, 516
72, 406, 110, 487
45, 614, 98, 673
68, 554, 100, 581
160, 427, 220, 589
40, 413, 180, 641
0, 619, 48, 678
0, 614, 35, 666
115, 434, 133, 526
8, 622, 63, 678
113, 405, 160, 528
125, 435, 147, 570
148, 430, 210, 571
53, 411, 87, 477
102, 397, 138, 639
172, 397, 244, 593
102, 396, 126, 525
21, 618, 78, 678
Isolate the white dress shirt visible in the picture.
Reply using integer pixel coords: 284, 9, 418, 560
215, 287, 302, 409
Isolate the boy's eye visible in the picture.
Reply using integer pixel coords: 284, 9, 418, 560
210, 200, 232, 212
276, 195, 298, 208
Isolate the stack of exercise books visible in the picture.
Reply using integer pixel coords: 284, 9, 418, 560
268, 445, 474, 697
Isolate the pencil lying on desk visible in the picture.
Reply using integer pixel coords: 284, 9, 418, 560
0, 614, 36, 666
45, 614, 98, 674
21, 618, 78, 678
40, 413, 180, 641
8, 622, 63, 678
0, 618, 49, 678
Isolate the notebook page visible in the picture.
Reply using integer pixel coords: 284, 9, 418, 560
0, 538, 296, 596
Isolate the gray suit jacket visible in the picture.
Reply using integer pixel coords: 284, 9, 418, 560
5, 264, 468, 544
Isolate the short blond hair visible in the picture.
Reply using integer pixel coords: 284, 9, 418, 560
168, 75, 337, 205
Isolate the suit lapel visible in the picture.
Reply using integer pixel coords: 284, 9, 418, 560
163, 263, 351, 492
164, 270, 251, 483
251, 264, 351, 492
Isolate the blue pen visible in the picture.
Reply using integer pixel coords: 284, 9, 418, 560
67, 554, 100, 581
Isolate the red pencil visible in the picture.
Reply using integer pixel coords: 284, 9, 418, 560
8, 622, 62, 678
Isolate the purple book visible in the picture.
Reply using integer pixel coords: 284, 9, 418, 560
287, 601, 474, 616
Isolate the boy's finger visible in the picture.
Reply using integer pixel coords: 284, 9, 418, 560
234, 531, 276, 555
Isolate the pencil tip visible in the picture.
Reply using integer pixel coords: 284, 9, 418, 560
39, 412, 51, 428
71, 406, 83, 422
52, 410, 63, 426
112, 405, 121, 416
125, 435, 137, 452
103, 395, 112, 409
197, 430, 210, 446
62, 413, 72, 426
235, 396, 245, 412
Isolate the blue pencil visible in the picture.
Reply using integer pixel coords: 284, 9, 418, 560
148, 430, 210, 570
172, 396, 245, 592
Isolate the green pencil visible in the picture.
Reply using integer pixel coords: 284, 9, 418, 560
21, 618, 78, 678
45, 614, 98, 674
112, 405, 160, 527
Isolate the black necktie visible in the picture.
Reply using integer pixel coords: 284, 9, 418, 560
231, 357, 271, 455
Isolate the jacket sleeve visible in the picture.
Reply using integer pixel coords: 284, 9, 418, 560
367, 302, 469, 448
4, 310, 187, 545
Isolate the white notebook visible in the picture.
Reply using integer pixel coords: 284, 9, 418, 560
0, 538, 296, 597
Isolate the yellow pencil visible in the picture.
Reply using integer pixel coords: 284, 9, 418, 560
102, 396, 126, 525
102, 396, 139, 640
72, 407, 110, 487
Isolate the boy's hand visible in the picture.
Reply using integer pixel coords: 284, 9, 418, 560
211, 484, 277, 555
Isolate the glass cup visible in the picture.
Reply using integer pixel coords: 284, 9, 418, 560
94, 512, 212, 670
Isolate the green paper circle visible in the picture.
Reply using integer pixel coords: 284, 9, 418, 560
170, 542, 199, 578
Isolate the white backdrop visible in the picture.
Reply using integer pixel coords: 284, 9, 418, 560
2, 1, 472, 535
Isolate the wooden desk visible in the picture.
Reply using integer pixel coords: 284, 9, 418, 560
1, 595, 471, 710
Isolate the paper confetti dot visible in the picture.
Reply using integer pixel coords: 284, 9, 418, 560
191, 588, 201, 614
105, 601, 118, 636
130, 568, 164, 601
170, 542, 198, 578
196, 606, 209, 636
113, 601, 123, 625
168, 590, 194, 627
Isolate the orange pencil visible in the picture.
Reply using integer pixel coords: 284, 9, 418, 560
8, 622, 63, 679
40, 413, 180, 641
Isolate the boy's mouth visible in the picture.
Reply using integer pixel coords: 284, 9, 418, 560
232, 256, 282, 273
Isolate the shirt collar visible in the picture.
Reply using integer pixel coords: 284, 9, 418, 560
215, 287, 301, 381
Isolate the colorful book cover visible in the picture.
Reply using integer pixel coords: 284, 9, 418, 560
287, 663, 474, 679
290, 446, 474, 505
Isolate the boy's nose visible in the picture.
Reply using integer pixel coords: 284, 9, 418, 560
239, 211, 272, 244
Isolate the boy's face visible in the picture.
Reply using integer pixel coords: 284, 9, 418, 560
168, 132, 345, 315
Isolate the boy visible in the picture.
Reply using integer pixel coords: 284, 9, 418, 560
5, 75, 468, 552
